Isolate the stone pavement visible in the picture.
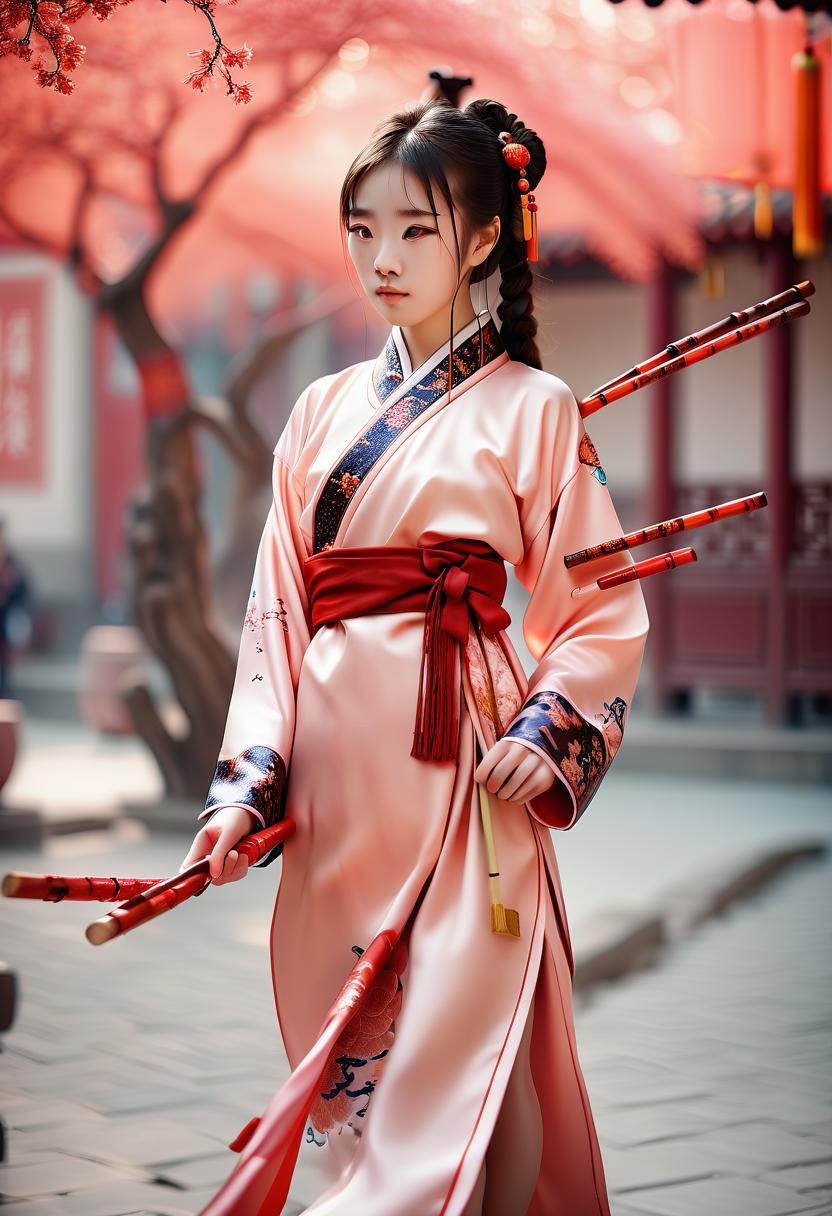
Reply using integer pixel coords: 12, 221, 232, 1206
0, 824, 312, 1216
0, 822, 830, 1214
580, 847, 832, 1216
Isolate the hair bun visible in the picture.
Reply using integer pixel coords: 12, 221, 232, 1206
463, 98, 547, 192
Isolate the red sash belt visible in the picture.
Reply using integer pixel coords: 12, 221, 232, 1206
301, 539, 511, 761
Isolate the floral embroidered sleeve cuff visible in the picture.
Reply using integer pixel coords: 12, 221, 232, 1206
197, 745, 288, 868
501, 691, 627, 830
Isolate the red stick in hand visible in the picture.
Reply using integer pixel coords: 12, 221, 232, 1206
83, 820, 295, 945
2, 824, 295, 946
2, 873, 164, 901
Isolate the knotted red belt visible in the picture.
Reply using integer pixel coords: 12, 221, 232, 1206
301, 539, 512, 761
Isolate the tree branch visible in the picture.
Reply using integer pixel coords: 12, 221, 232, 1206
190, 47, 338, 204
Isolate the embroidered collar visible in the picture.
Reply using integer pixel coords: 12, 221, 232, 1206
313, 313, 506, 554
369, 312, 505, 408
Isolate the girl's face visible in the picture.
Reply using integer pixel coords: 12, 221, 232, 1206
346, 161, 498, 331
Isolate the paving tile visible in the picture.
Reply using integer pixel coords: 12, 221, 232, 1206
797, 1122, 832, 1141
0, 1178, 195, 1215
0, 1201, 69, 1215
0, 1151, 131, 1198
762, 1162, 832, 1191
598, 1080, 712, 1109
135, 1183, 247, 1214
660, 1095, 761, 1127
2, 1097, 107, 1131
0, 1149, 56, 1171
44, 1081, 200, 1116
153, 1150, 236, 1188
19, 1117, 227, 1168
618, 1175, 830, 1216
683, 1124, 831, 1171
596, 1104, 716, 1147
614, 1207, 671, 1216
603, 1139, 718, 1191
713, 1088, 832, 1126
10, 1119, 114, 1159
143, 1103, 258, 1147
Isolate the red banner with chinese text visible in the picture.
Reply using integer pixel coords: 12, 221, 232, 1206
0, 276, 46, 488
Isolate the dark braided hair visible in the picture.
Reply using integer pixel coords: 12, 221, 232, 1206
462, 99, 546, 368
339, 96, 548, 370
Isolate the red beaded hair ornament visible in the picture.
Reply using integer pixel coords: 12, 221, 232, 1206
499, 129, 539, 262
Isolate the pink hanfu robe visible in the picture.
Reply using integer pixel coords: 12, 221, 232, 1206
196, 312, 649, 1216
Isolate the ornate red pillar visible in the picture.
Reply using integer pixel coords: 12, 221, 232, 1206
646, 259, 678, 712
764, 235, 795, 724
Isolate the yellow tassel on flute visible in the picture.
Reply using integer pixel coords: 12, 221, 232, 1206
477, 780, 521, 937
792, 43, 824, 260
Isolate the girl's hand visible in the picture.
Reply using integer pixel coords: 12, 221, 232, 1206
178, 805, 259, 885
474, 738, 555, 805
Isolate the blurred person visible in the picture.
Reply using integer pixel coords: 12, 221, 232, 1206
0, 519, 31, 700
180, 98, 648, 1216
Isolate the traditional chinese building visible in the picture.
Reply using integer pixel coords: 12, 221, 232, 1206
528, 182, 831, 727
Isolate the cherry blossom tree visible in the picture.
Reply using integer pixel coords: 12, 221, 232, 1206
0, 0, 702, 798
0, 0, 363, 796
0, 0, 253, 100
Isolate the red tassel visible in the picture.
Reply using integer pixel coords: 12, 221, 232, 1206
411, 573, 459, 761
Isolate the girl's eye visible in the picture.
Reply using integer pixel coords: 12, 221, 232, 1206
347, 225, 434, 239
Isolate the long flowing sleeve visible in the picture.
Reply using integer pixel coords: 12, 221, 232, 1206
196, 393, 312, 868
502, 382, 649, 831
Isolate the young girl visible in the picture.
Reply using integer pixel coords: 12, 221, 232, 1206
181, 96, 648, 1216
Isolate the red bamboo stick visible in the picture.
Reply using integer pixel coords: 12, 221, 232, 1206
2, 821, 294, 908
1, 873, 164, 901
87, 869, 212, 946
580, 293, 812, 419
564, 491, 767, 570
202, 929, 406, 1216
571, 547, 697, 597
83, 820, 295, 945
585, 280, 814, 403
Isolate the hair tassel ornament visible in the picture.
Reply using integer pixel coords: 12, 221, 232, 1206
499, 130, 539, 263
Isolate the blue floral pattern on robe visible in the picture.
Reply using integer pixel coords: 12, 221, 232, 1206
313, 317, 505, 553
503, 692, 627, 824
200, 745, 287, 867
